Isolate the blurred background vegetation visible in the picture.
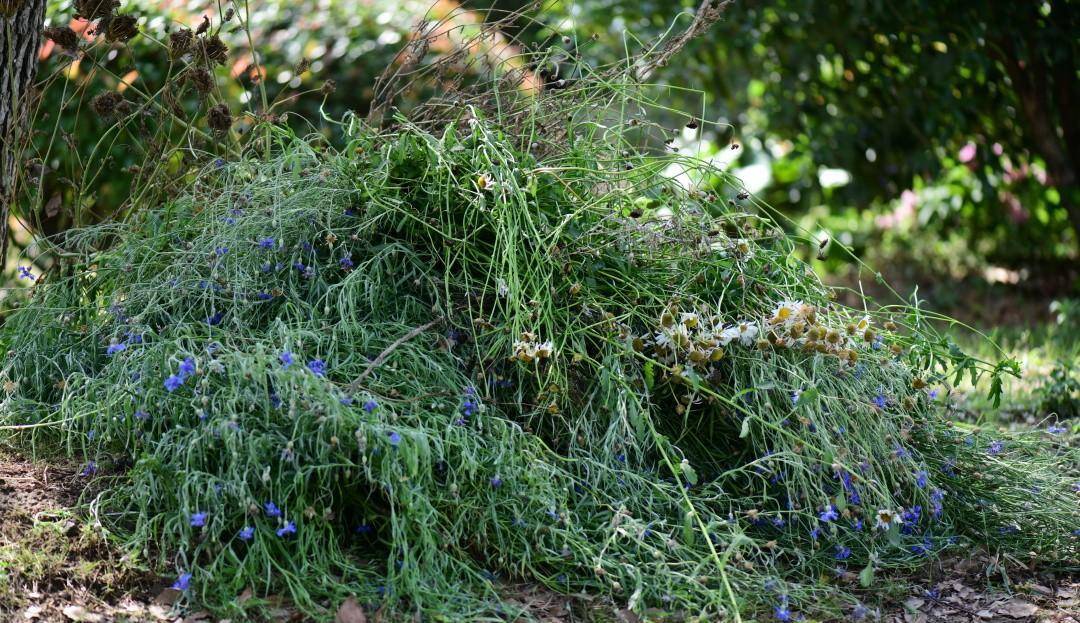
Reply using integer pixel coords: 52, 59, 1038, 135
12, 0, 1079, 417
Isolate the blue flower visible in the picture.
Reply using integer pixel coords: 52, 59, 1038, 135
206, 312, 224, 326
910, 536, 932, 556
258, 237, 276, 249
171, 572, 192, 591
774, 604, 793, 622
987, 440, 1004, 455
307, 359, 326, 376
179, 357, 196, 378
80, 462, 97, 477
872, 390, 887, 409
107, 342, 127, 355
276, 521, 296, 537
1047, 424, 1067, 434
339, 256, 354, 270
819, 505, 839, 522
852, 603, 870, 620
164, 375, 184, 392
264, 502, 282, 518
490, 476, 503, 488
928, 389, 939, 399
190, 512, 207, 527
790, 390, 801, 405
930, 488, 945, 519
387, 431, 402, 446
363, 400, 378, 413
18, 266, 35, 281
279, 351, 294, 369
834, 545, 852, 560
238, 526, 255, 541
915, 470, 928, 489
256, 292, 273, 301
214, 247, 229, 256
134, 410, 149, 420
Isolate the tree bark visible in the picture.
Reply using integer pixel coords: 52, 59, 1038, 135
1, 0, 46, 272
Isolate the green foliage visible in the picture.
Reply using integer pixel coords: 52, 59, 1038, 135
5, 52, 1079, 621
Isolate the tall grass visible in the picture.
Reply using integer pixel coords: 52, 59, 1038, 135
2, 2, 1077, 620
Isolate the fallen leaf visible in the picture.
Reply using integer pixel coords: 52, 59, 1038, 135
997, 599, 1038, 618
23, 605, 43, 620
976, 610, 994, 619
45, 194, 62, 218
335, 597, 367, 623
62, 605, 104, 623
903, 597, 926, 611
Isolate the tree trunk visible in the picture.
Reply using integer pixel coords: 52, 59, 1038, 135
1, 0, 46, 272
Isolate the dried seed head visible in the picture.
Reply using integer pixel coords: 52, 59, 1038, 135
91, 91, 129, 119
105, 14, 138, 42
207, 103, 232, 134
43, 26, 79, 52
199, 35, 228, 66
320, 79, 336, 96
169, 28, 193, 58
188, 67, 214, 95
74, 0, 119, 21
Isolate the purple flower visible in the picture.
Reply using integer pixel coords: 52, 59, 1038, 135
179, 357, 196, 377
238, 526, 255, 541
363, 400, 378, 413
834, 545, 852, 560
190, 512, 207, 527
80, 462, 97, 477
18, 266, 35, 281
164, 375, 184, 392
258, 237, 276, 249
134, 410, 149, 420
928, 389, 939, 399
279, 351, 294, 369
819, 505, 839, 522
987, 440, 1004, 456
387, 431, 402, 446
307, 359, 326, 376
1047, 424, 1066, 435
276, 521, 296, 537
774, 604, 793, 622
107, 342, 128, 355
339, 256, 354, 270
214, 247, 229, 256
490, 476, 503, 488
171, 572, 192, 591
852, 603, 870, 620
264, 502, 282, 518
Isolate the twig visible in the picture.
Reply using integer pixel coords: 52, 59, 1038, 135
346, 317, 443, 392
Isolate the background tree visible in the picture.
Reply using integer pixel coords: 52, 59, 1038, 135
1, 0, 46, 270
506, 0, 1079, 266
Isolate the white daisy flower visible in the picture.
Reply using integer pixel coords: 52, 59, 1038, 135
875, 508, 902, 531
736, 321, 759, 346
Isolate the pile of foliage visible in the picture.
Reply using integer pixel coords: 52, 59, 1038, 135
3, 4, 1078, 620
